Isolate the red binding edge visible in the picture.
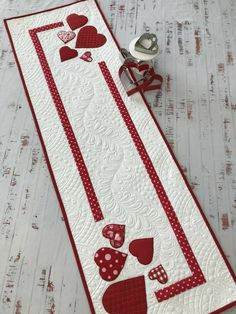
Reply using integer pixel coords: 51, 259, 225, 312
3, 0, 236, 313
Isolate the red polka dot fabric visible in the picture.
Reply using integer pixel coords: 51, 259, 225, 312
94, 247, 127, 281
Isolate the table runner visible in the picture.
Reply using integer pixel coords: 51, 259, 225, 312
4, 0, 236, 313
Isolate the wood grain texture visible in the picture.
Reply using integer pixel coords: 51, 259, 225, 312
0, 0, 235, 313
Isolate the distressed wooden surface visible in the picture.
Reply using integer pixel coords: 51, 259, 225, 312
0, 0, 235, 313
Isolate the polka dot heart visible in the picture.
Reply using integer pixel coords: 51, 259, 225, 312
94, 248, 127, 281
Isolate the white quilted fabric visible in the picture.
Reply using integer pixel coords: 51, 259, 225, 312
6, 0, 236, 313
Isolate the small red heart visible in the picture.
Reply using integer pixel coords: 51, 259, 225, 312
80, 51, 93, 62
66, 13, 88, 30
59, 46, 78, 62
102, 276, 147, 314
148, 264, 168, 284
102, 224, 125, 248
129, 238, 154, 265
76, 26, 107, 48
94, 248, 127, 281
57, 30, 76, 44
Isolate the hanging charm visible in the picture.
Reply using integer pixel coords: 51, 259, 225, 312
119, 34, 163, 97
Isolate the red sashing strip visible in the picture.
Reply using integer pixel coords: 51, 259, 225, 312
29, 23, 104, 222
99, 61, 206, 302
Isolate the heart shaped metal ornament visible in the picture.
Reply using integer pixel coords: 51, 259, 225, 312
134, 33, 159, 55
119, 58, 163, 96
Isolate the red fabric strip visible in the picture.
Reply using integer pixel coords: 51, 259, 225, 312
99, 61, 206, 302
29, 23, 104, 222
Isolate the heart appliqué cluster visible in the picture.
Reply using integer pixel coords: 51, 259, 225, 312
94, 224, 168, 285
58, 13, 107, 62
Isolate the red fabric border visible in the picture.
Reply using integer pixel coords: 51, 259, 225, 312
29, 23, 104, 222
99, 61, 206, 302
3, 0, 236, 313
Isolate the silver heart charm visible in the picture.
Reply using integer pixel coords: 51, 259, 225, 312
134, 33, 159, 55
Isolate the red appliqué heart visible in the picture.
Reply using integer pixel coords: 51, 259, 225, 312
94, 248, 127, 281
59, 46, 78, 62
57, 30, 76, 44
66, 13, 88, 30
129, 238, 154, 265
80, 51, 93, 62
148, 264, 168, 284
102, 224, 125, 248
102, 276, 147, 314
76, 26, 107, 48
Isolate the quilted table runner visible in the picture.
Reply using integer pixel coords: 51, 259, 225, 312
4, 0, 236, 313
